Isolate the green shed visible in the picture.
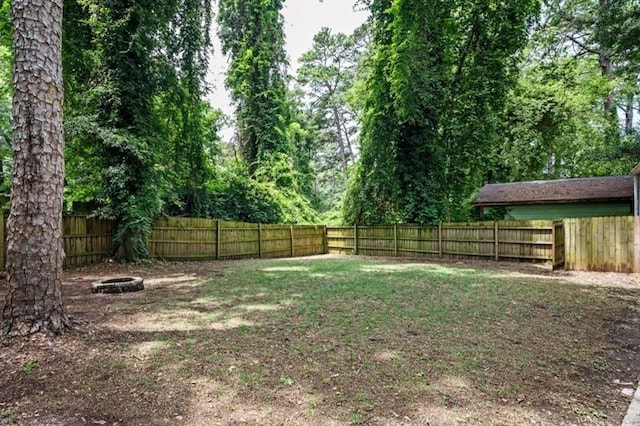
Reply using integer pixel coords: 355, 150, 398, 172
472, 176, 633, 220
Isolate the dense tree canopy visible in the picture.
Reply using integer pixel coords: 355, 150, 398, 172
0, 0, 638, 259
345, 0, 539, 225
217, 0, 318, 223
60, 0, 216, 260
495, 0, 640, 182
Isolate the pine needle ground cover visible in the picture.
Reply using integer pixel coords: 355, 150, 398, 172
1, 256, 639, 425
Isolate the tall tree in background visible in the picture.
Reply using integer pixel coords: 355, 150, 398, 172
496, 57, 604, 181
344, 0, 400, 225
541, 0, 624, 116
595, 0, 639, 136
2, 0, 69, 335
218, 0, 291, 173
346, 0, 538, 225
496, 0, 640, 182
537, 0, 639, 158
161, 0, 214, 216
217, 0, 318, 223
296, 26, 367, 217
297, 27, 360, 180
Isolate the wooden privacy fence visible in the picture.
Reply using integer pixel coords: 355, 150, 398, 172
63, 216, 113, 267
0, 215, 114, 269
147, 217, 325, 261
564, 216, 637, 272
0, 216, 325, 270
0, 214, 638, 272
327, 220, 565, 268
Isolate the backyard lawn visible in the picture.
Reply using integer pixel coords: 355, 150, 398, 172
1, 255, 639, 425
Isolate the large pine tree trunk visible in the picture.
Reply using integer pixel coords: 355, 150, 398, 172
1, 0, 69, 336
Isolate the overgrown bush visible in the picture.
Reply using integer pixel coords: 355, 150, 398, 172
205, 159, 319, 224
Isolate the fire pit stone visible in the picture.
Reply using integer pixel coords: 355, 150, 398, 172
92, 277, 144, 294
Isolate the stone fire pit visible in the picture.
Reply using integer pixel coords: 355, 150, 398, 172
92, 277, 144, 294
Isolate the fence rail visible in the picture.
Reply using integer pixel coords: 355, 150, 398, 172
327, 220, 563, 265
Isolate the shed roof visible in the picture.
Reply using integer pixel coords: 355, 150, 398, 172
472, 176, 633, 206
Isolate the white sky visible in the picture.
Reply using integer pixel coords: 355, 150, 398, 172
207, 0, 369, 140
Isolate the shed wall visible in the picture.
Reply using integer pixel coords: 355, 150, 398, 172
486, 202, 631, 220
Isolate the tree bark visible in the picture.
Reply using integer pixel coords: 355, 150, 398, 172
625, 92, 634, 135
598, 0, 616, 115
1, 0, 69, 336
332, 106, 349, 180
341, 116, 354, 164
598, 51, 616, 113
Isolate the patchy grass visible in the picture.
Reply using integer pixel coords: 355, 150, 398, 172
1, 256, 639, 425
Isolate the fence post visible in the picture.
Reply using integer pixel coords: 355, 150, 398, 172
290, 225, 295, 257
216, 220, 221, 260
354, 224, 358, 255
438, 223, 442, 257
394, 224, 398, 257
551, 221, 556, 268
258, 223, 262, 259
494, 221, 499, 261
634, 216, 640, 273
323, 226, 328, 254
0, 214, 5, 270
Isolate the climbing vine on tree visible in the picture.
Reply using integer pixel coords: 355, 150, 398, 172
218, 0, 291, 173
64, 0, 216, 261
346, 0, 539, 225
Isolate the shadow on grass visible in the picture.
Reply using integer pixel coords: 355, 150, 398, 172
3, 256, 639, 425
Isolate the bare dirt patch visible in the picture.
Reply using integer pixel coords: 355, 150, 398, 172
1, 255, 639, 425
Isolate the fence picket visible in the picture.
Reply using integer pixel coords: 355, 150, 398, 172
562, 216, 634, 272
